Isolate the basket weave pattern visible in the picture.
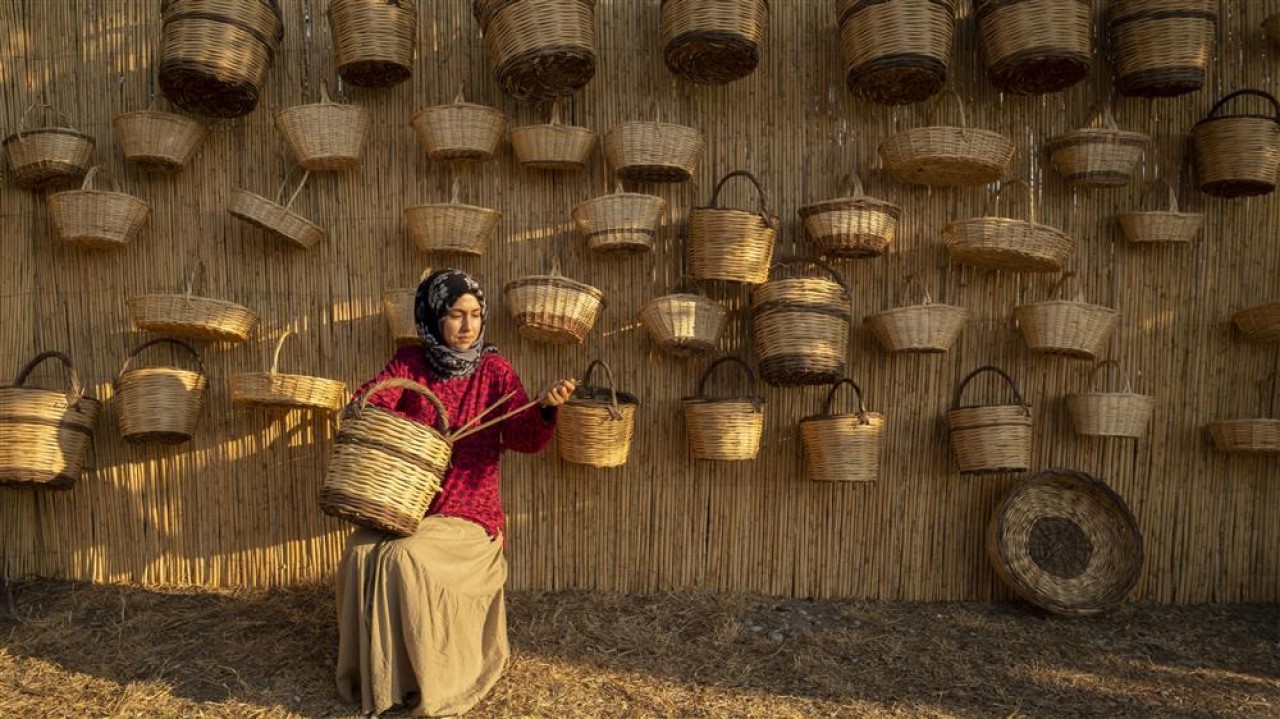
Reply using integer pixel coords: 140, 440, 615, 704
158, 0, 284, 118
752, 260, 851, 386
473, 0, 597, 100
681, 356, 765, 461
115, 338, 207, 445
3, 105, 94, 189
977, 0, 1092, 95
800, 378, 884, 483
112, 110, 207, 170
837, 0, 956, 105
660, 0, 768, 84
572, 191, 664, 253
0, 352, 100, 490
878, 91, 1015, 187
605, 122, 704, 183
1066, 361, 1154, 438
404, 202, 500, 256
1109, 0, 1216, 97
505, 275, 605, 344
328, 0, 417, 88
943, 180, 1075, 273
689, 170, 777, 284
229, 332, 348, 411
1209, 419, 1280, 454
1194, 89, 1280, 198
128, 293, 259, 343
947, 366, 1032, 474
275, 100, 371, 171
638, 291, 727, 357
411, 101, 506, 161
799, 174, 900, 259
557, 360, 637, 468
47, 167, 152, 250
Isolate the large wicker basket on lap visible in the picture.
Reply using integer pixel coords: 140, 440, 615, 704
864, 277, 968, 354
689, 169, 778, 284
274, 87, 371, 171
798, 173, 900, 259
328, 0, 417, 88
229, 331, 348, 411
158, 0, 284, 118
660, 0, 768, 85
557, 359, 638, 468
114, 338, 208, 445
1046, 105, 1149, 187
1067, 360, 1155, 439
682, 356, 765, 461
943, 179, 1075, 273
3, 104, 94, 190
472, 0, 597, 100
228, 168, 325, 250
0, 352, 100, 490
976, 0, 1092, 95
752, 257, 851, 387
112, 107, 206, 171
1109, 0, 1217, 98
1013, 275, 1119, 360
836, 0, 957, 105
878, 90, 1015, 187
947, 365, 1032, 474
505, 271, 605, 344
800, 378, 884, 483
1117, 178, 1203, 244
404, 180, 500, 256
1193, 89, 1280, 199
605, 121, 704, 183
47, 167, 151, 250
572, 184, 665, 254
637, 278, 727, 357
411, 92, 506, 162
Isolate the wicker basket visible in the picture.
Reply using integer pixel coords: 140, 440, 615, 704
943, 179, 1075, 273
472, 0, 597, 100
229, 331, 348, 411
689, 170, 778, 284
228, 168, 325, 250
158, 0, 284, 118
1117, 178, 1204, 244
1110, 0, 1217, 98
404, 179, 500, 256
660, 0, 768, 85
1208, 418, 1280, 454
637, 279, 728, 357
1193, 89, 1280, 199
798, 173, 900, 259
682, 356, 765, 461
115, 338, 207, 445
322, 378, 452, 536
1067, 361, 1155, 439
572, 184, 665, 254
878, 90, 1015, 187
800, 378, 884, 483
328, 0, 417, 88
381, 288, 420, 345
976, 0, 1092, 95
864, 277, 968, 353
3, 104, 94, 190
1014, 275, 1119, 360
947, 365, 1032, 474
47, 167, 151, 250
987, 468, 1143, 616
128, 269, 259, 343
1232, 301, 1280, 343
274, 88, 371, 171
1046, 106, 1149, 187
752, 258, 851, 387
511, 103, 597, 171
0, 352, 101, 490
557, 360, 638, 468
410, 92, 506, 162
505, 272, 605, 344
605, 121, 704, 183
112, 108, 207, 170
837, 0, 957, 105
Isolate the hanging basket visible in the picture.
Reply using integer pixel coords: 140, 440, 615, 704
382, 288, 420, 345
572, 184, 665, 254
1116, 178, 1203, 244
328, 0, 417, 88
112, 108, 207, 170
1067, 360, 1155, 439
472, 0, 597, 100
505, 271, 605, 344
0, 352, 100, 490
47, 167, 152, 250
404, 179, 500, 256
158, 0, 284, 118
321, 379, 452, 536
800, 378, 884, 483
410, 92, 507, 162
128, 266, 259, 343
1109, 0, 1217, 98
947, 365, 1032, 474
752, 257, 851, 387
1193, 89, 1280, 199
681, 356, 765, 461
115, 338, 207, 445
798, 172, 900, 259
660, 0, 768, 85
229, 331, 349, 411
864, 276, 968, 353
557, 359, 638, 468
637, 278, 727, 357
1046, 106, 1149, 187
1232, 301, 1280, 343
1208, 419, 1280, 454
837, 0, 957, 105
689, 169, 778, 284
3, 104, 95, 190
878, 90, 1016, 187
976, 0, 1092, 95
228, 167, 325, 250
605, 121, 704, 183
511, 103, 598, 171
1013, 274, 1119, 360
943, 179, 1075, 273
274, 88, 371, 171
987, 468, 1143, 616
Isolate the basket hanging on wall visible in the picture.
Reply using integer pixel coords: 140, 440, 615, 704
1232, 301, 1280, 343
511, 102, 597, 171
47, 167, 151, 250
404, 178, 500, 256
128, 265, 259, 343
1109, 0, 1217, 98
1066, 360, 1155, 439
382, 288, 420, 345
836, 0, 957, 105
112, 104, 206, 171
228, 167, 325, 250
0, 352, 100, 490
637, 277, 727, 358
660, 0, 768, 85
682, 356, 765, 462
557, 359, 638, 468
878, 90, 1015, 187
1193, 89, 1280, 199
274, 86, 371, 171
798, 172, 900, 259
472, 0, 597, 100
572, 184, 665, 254
410, 91, 507, 162
1116, 178, 1203, 244
327, 0, 417, 89
505, 269, 605, 344
752, 257, 851, 387
3, 103, 94, 190
1013, 274, 1119, 360
1046, 105, 1149, 187
1207, 369, 1280, 453
158, 0, 284, 118
604, 121, 704, 183
229, 331, 348, 411
976, 0, 1092, 95
689, 169, 778, 284
947, 365, 1032, 474
864, 275, 968, 354
943, 179, 1075, 273
800, 378, 884, 483
114, 338, 208, 445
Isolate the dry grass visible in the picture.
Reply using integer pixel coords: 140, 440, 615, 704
0, 579, 1276, 719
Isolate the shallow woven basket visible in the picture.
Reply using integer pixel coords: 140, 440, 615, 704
1110, 0, 1217, 98
987, 468, 1143, 616
328, 0, 417, 88
837, 0, 957, 105
115, 338, 207, 445
682, 356, 765, 461
752, 257, 851, 387
637, 280, 727, 357
505, 272, 605, 344
660, 0, 768, 85
798, 173, 900, 259
229, 331, 348, 411
1067, 360, 1155, 439
947, 365, 1032, 474
800, 378, 884, 483
1233, 301, 1280, 343
158, 0, 284, 118
382, 288, 420, 345
0, 352, 100, 490
274, 89, 371, 171
605, 121, 704, 183
3, 104, 94, 190
1208, 418, 1280, 454
1046, 106, 1149, 187
1117, 178, 1203, 244
976, 0, 1092, 95
228, 168, 325, 250
1014, 275, 1119, 360
864, 279, 968, 353
473, 0, 597, 100
557, 360, 638, 468
943, 179, 1075, 273
410, 93, 507, 162
878, 90, 1015, 187
572, 185, 665, 254
690, 169, 778, 284
47, 167, 151, 250
322, 378, 452, 536
405, 180, 500, 256
128, 281, 259, 343
112, 108, 207, 170
511, 104, 597, 171
1194, 89, 1280, 199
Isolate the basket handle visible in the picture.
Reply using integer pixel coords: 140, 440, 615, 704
1206, 89, 1280, 122
9, 351, 85, 409
766, 256, 850, 295
275, 166, 311, 210
579, 359, 622, 420
988, 178, 1037, 227
928, 88, 969, 129
118, 338, 206, 381
352, 378, 451, 435
268, 330, 294, 374
951, 365, 1028, 412
838, 172, 866, 198
1046, 271, 1085, 302
1086, 103, 1120, 131
548, 99, 562, 126
448, 175, 462, 205
1139, 177, 1180, 212
17, 103, 76, 137
453, 85, 466, 104
695, 356, 759, 401
1087, 360, 1135, 394
80, 166, 120, 193
181, 259, 206, 298
708, 169, 775, 224
901, 272, 934, 305
820, 378, 870, 424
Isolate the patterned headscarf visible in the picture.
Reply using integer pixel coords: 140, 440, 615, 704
415, 269, 497, 379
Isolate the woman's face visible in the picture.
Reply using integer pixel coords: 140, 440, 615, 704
441, 293, 483, 350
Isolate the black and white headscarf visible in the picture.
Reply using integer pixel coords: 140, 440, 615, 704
415, 269, 497, 379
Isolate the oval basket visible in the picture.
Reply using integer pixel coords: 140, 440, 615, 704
410, 93, 507, 162
864, 277, 968, 353
681, 356, 765, 462
943, 179, 1075, 273
47, 167, 152, 250
1232, 301, 1280, 343
605, 121, 704, 183
976, 0, 1092, 95
557, 359, 638, 468
229, 331, 349, 411
837, 0, 957, 105
752, 257, 851, 387
1046, 105, 1149, 187
1109, 0, 1217, 98
115, 338, 208, 445
689, 169, 778, 284
404, 180, 500, 256
3, 104, 95, 190
1193, 89, 1280, 199
1208, 418, 1280, 454
128, 283, 259, 344
637, 279, 727, 357
947, 365, 1032, 474
158, 0, 284, 118
505, 272, 605, 344
1117, 178, 1203, 244
112, 108, 207, 170
0, 352, 101, 490
228, 168, 325, 250
800, 378, 885, 483
572, 185, 665, 254
328, 0, 417, 89
274, 89, 371, 171
660, 0, 768, 85
878, 90, 1015, 187
472, 0, 597, 100
798, 173, 901, 259
1013, 275, 1119, 360
511, 105, 597, 171
1066, 361, 1155, 439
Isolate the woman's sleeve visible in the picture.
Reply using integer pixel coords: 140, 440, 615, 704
350, 352, 414, 415
493, 360, 556, 454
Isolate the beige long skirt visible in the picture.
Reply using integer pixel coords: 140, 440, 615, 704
335, 515, 509, 718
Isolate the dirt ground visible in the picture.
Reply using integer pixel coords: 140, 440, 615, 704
0, 579, 1276, 719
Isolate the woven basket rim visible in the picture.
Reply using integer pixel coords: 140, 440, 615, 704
572, 192, 665, 216
1232, 301, 1280, 321
1016, 299, 1117, 315
411, 102, 505, 121
1045, 128, 1149, 150
887, 124, 1010, 146
129, 292, 259, 318
799, 410, 885, 424
48, 188, 149, 205
865, 302, 968, 320
505, 275, 605, 301
1069, 391, 1154, 402
0, 384, 103, 408
681, 395, 765, 405
274, 101, 368, 121
512, 122, 597, 136
798, 194, 901, 219
3, 127, 94, 146
609, 120, 702, 134
1118, 209, 1203, 220
946, 216, 1070, 235
404, 201, 499, 215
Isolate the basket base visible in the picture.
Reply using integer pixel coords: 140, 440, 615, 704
1201, 179, 1276, 199
124, 154, 186, 171
665, 33, 761, 85
1027, 345, 1099, 360
496, 47, 596, 101
958, 465, 1028, 475
1061, 170, 1132, 187
320, 486, 419, 536
339, 60, 413, 89
60, 235, 129, 251
614, 164, 693, 183
1116, 67, 1204, 98
886, 157, 1006, 187
427, 148, 494, 162
816, 235, 890, 259
159, 62, 261, 119
988, 50, 1090, 95
12, 162, 86, 190
759, 357, 845, 387
658, 337, 718, 357
846, 56, 947, 106
948, 246, 1064, 273
0, 470, 76, 490
298, 154, 361, 172
123, 430, 195, 445
517, 321, 587, 344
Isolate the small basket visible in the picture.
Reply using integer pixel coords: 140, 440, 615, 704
228, 167, 325, 250
47, 167, 152, 250
689, 169, 778, 284
511, 103, 597, 171
404, 179, 500, 256
274, 87, 371, 171
987, 468, 1143, 616
800, 378, 885, 483
321, 378, 452, 536
752, 257, 851, 387
572, 184, 665, 254
1013, 274, 1119, 360
158, 0, 284, 118
128, 267, 259, 343
605, 121, 704, 183
947, 365, 1032, 474
1193, 89, 1280, 199
681, 356, 765, 462
837, 0, 958, 105
382, 288, 420, 345
328, 0, 417, 88
0, 352, 101, 490
229, 331, 349, 411
1209, 419, 1280, 454
3, 104, 95, 190
976, 0, 1092, 95
943, 179, 1075, 273
1067, 360, 1155, 439
114, 338, 208, 445
1232, 301, 1280, 343
472, 0, 597, 100
1117, 178, 1204, 244
1046, 105, 1149, 187
864, 276, 968, 353
660, 0, 768, 85
637, 278, 728, 357
798, 172, 901, 259
505, 271, 606, 344
1109, 0, 1217, 98
878, 90, 1016, 187
557, 359, 638, 468
112, 108, 206, 170
410, 91, 507, 162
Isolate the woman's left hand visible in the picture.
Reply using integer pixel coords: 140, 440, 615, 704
538, 378, 577, 407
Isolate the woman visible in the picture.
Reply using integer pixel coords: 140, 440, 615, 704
334, 269, 575, 718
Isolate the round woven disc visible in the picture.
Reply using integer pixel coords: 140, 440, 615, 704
159, 62, 261, 118
846, 57, 947, 105
497, 49, 596, 100
665, 34, 760, 84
